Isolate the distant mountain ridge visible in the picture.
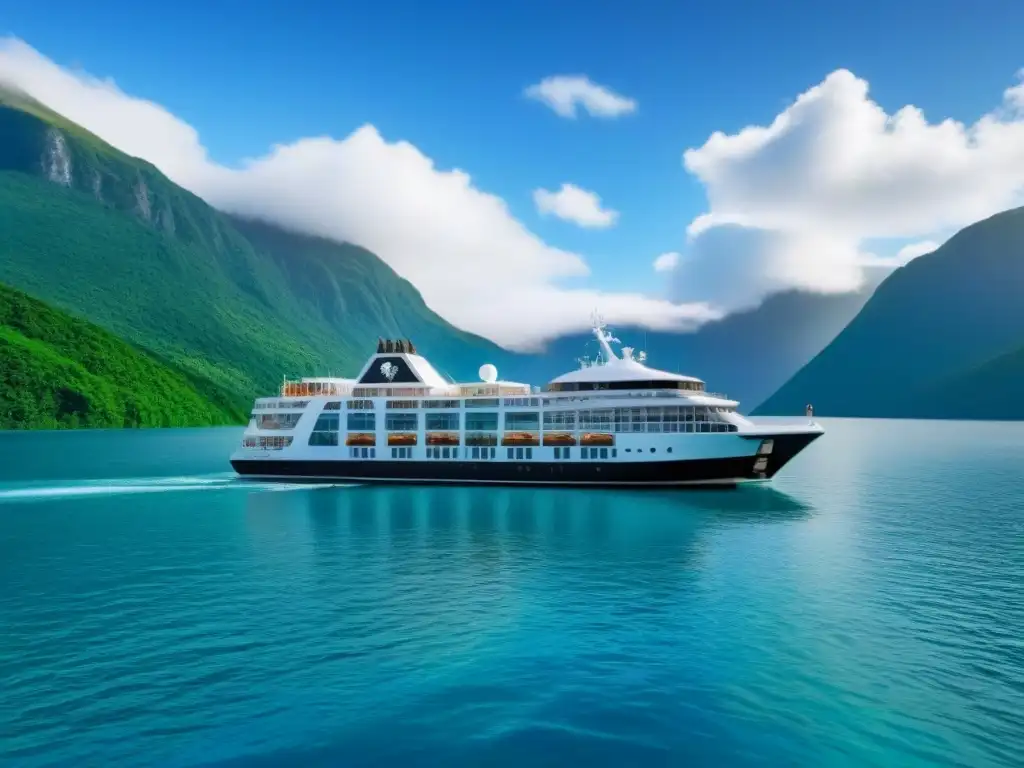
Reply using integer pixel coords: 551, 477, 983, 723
756, 206, 1024, 419
516, 272, 887, 409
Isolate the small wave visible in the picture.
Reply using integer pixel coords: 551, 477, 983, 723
0, 474, 356, 503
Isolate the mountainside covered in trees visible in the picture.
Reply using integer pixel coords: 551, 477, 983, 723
0, 86, 517, 425
0, 282, 244, 429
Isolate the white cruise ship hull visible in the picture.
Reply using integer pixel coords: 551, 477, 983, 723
231, 427, 822, 488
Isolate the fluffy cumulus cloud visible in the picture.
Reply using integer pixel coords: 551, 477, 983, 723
652, 252, 679, 272
673, 68, 1024, 311
524, 75, 637, 119
533, 183, 618, 228
0, 38, 713, 351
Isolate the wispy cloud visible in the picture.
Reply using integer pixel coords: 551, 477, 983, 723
533, 183, 618, 228
524, 75, 636, 119
652, 252, 679, 272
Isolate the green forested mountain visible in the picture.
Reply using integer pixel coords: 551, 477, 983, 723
755, 206, 1024, 418
0, 87, 516, 426
909, 343, 1024, 420
0, 282, 244, 429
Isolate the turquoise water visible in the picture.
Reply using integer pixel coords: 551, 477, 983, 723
0, 419, 1022, 767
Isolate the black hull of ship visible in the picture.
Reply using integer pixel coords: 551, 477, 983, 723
231, 432, 821, 488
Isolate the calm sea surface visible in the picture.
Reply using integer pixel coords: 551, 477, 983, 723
0, 419, 1022, 767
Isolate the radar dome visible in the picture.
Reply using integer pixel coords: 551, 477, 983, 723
478, 363, 498, 383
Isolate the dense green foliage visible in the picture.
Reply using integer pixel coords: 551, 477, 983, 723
0, 283, 245, 429
0, 93, 518, 431
756, 207, 1024, 418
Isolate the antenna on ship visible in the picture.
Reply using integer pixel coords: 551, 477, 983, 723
591, 313, 620, 363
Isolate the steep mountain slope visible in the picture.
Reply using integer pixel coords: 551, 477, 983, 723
0, 88, 516, 408
755, 206, 1024, 417
909, 343, 1024, 420
516, 273, 886, 408
0, 282, 244, 429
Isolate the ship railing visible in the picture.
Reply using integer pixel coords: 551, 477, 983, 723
540, 390, 731, 402
539, 421, 739, 434
280, 379, 355, 397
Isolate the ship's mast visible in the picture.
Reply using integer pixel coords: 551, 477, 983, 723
590, 313, 620, 364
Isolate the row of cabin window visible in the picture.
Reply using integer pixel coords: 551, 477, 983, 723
340, 411, 733, 433
254, 400, 310, 410
299, 412, 738, 434
349, 447, 376, 459
241, 436, 294, 449
426, 447, 459, 459
546, 405, 733, 426
255, 413, 304, 430
316, 401, 734, 420
272, 393, 722, 415
262, 411, 737, 436
551, 447, 618, 459
502, 447, 616, 460
346, 413, 496, 431
389, 447, 498, 459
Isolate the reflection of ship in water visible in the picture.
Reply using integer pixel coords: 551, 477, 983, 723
246, 483, 814, 570
238, 482, 819, 744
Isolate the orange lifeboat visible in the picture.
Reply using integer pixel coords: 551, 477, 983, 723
345, 433, 376, 446
542, 432, 577, 446
501, 431, 540, 447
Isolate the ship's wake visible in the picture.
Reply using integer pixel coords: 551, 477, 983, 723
0, 473, 356, 503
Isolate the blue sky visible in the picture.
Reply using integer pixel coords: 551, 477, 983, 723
4, 0, 1024, 347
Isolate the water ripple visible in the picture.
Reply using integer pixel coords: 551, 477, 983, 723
1, 420, 1023, 767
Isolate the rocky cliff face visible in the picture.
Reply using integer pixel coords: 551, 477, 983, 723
44, 128, 72, 186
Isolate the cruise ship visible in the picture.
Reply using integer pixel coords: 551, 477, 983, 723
230, 323, 823, 487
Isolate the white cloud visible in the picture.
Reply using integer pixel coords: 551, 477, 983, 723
857, 239, 942, 269
524, 75, 636, 119
893, 240, 940, 265
652, 252, 679, 272
679, 68, 1024, 312
533, 183, 618, 228
0, 37, 712, 351
1006, 69, 1024, 113
673, 227, 864, 312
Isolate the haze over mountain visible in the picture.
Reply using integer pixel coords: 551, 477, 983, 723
756, 206, 1024, 419
517, 270, 889, 408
